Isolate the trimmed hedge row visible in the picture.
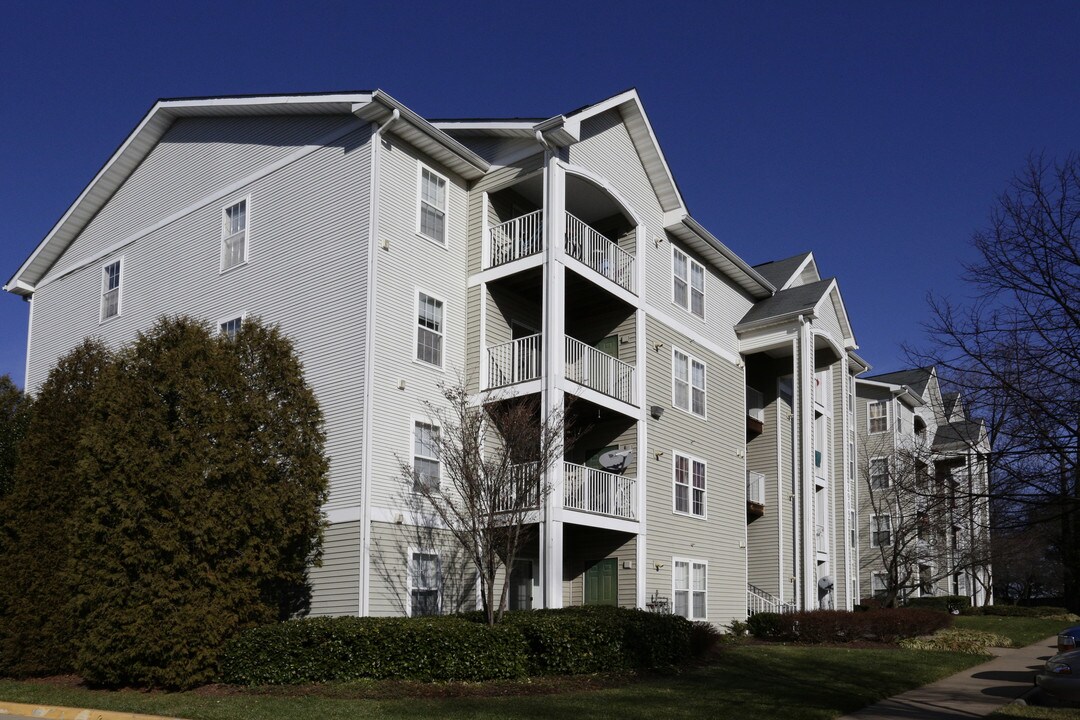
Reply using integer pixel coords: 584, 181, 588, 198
747, 608, 952, 644
905, 595, 969, 612
221, 606, 692, 685
962, 604, 1070, 618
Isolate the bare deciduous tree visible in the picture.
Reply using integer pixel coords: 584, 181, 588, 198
400, 384, 569, 626
910, 154, 1080, 611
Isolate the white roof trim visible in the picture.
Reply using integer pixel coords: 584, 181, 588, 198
812, 279, 857, 347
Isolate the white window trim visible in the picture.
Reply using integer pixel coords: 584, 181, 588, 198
867, 399, 890, 434
671, 346, 707, 419
410, 416, 441, 494
871, 571, 888, 595
672, 450, 707, 520
671, 246, 705, 320
672, 557, 708, 621
870, 513, 892, 548
416, 162, 450, 248
98, 256, 124, 324
413, 288, 447, 370
406, 546, 442, 617
869, 456, 891, 490
219, 195, 251, 274
216, 311, 247, 337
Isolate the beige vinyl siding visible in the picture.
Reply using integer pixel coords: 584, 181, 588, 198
43, 115, 360, 279
365, 135, 470, 513
26, 120, 374, 518
368, 521, 478, 617
642, 315, 745, 624
309, 520, 361, 616
745, 365, 783, 597
813, 293, 846, 350
830, 362, 851, 608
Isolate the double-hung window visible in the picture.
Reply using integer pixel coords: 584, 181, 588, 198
415, 291, 444, 367
100, 259, 122, 321
868, 400, 889, 433
871, 571, 888, 599
418, 165, 448, 245
672, 348, 706, 417
220, 316, 243, 340
673, 559, 707, 620
673, 452, 706, 518
409, 551, 440, 616
413, 421, 441, 492
672, 247, 704, 318
869, 457, 890, 490
870, 514, 892, 548
221, 198, 248, 271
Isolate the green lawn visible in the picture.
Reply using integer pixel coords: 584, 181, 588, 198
0, 645, 985, 720
954, 616, 1069, 648
991, 706, 1080, 719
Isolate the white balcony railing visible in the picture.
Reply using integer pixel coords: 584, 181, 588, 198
486, 334, 542, 389
564, 212, 636, 294
494, 462, 540, 513
488, 210, 543, 268
815, 524, 826, 554
746, 470, 766, 506
747, 583, 796, 616
747, 386, 765, 423
563, 461, 636, 520
564, 336, 636, 406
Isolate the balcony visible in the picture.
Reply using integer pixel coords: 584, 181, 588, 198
564, 336, 636, 406
488, 210, 543, 268
815, 524, 826, 554
494, 462, 540, 513
746, 386, 764, 435
564, 213, 636, 295
563, 461, 636, 520
486, 334, 542, 389
746, 470, 765, 518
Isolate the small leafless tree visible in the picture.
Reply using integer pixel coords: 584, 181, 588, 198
401, 383, 569, 626
909, 155, 1080, 611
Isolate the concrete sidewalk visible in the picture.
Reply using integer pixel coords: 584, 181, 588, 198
838, 635, 1057, 719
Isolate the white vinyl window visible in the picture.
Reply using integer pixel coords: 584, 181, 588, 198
868, 400, 889, 433
870, 514, 892, 548
672, 247, 705, 318
418, 165, 448, 245
673, 558, 707, 620
869, 457, 890, 490
219, 316, 243, 340
672, 348, 706, 418
221, 198, 248, 271
99, 258, 123, 321
415, 291, 444, 367
673, 452, 706, 518
409, 550, 441, 616
871, 571, 888, 598
413, 421, 441, 492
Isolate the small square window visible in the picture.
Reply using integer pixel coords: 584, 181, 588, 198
220, 316, 243, 340
416, 291, 444, 367
418, 166, 448, 245
221, 199, 248, 271
100, 259, 122, 321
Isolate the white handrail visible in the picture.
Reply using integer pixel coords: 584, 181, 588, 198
486, 334, 542, 389
564, 336, 636, 405
563, 461, 635, 520
746, 470, 766, 505
564, 212, 636, 294
494, 462, 541, 512
747, 583, 796, 616
488, 210, 543, 267
746, 386, 765, 422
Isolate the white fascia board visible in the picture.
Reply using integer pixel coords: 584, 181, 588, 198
669, 216, 774, 299
855, 378, 925, 407
848, 350, 871, 374
812, 280, 857, 346
735, 309, 816, 334
430, 120, 537, 134
782, 252, 818, 290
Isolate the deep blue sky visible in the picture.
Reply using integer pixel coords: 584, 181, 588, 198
2, 1, 1078, 387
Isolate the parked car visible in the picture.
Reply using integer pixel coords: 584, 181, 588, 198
1058, 626, 1080, 654
1036, 649, 1080, 702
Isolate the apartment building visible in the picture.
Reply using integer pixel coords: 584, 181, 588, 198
7, 87, 981, 625
856, 367, 993, 606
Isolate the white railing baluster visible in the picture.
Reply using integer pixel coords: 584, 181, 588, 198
564, 212, 636, 294
562, 461, 636, 520
564, 337, 636, 406
486, 333, 542, 389
746, 471, 766, 505
488, 210, 543, 268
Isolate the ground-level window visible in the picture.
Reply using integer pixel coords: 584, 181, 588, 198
673, 452, 706, 518
870, 514, 892, 548
100, 258, 122, 321
409, 551, 440, 616
673, 558, 706, 620
871, 571, 888, 599
412, 421, 440, 492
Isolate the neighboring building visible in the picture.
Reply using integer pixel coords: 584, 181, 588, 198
4, 87, 990, 626
855, 367, 993, 606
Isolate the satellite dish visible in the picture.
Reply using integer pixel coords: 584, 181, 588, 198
598, 449, 635, 474
817, 575, 834, 591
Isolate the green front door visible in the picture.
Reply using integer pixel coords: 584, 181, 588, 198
584, 558, 618, 606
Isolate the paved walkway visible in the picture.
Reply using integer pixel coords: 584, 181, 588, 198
837, 635, 1057, 719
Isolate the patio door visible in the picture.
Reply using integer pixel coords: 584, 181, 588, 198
584, 557, 618, 606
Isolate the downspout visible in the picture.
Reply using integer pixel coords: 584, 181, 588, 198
359, 108, 400, 616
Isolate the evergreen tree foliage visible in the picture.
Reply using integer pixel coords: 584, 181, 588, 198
66, 316, 327, 688
0, 341, 112, 676
0, 374, 31, 499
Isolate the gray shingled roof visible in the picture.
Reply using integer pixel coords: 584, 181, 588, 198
751, 252, 812, 289
864, 367, 934, 398
932, 419, 985, 452
737, 277, 833, 327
